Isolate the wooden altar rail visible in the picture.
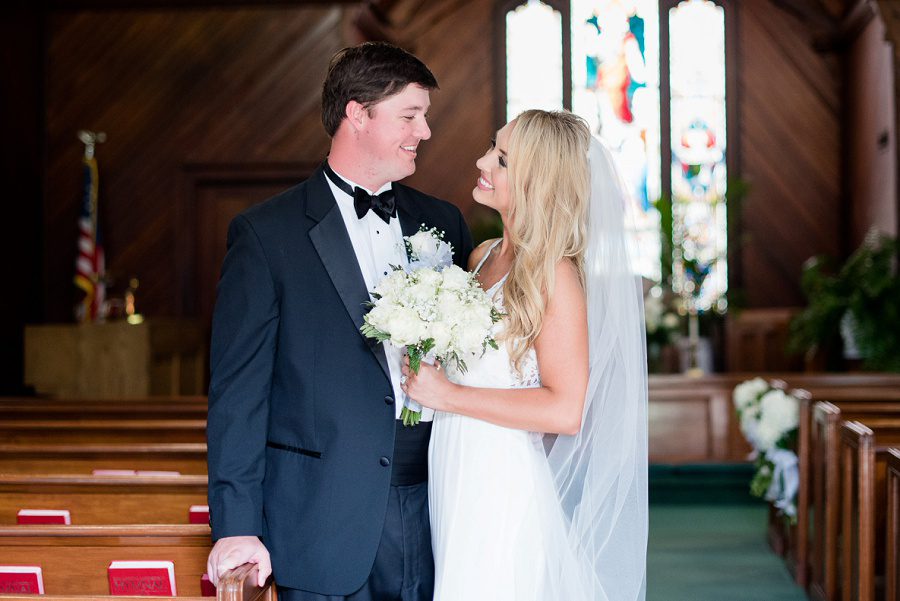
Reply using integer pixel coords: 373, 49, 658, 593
0, 419, 207, 445
0, 474, 207, 525
0, 525, 272, 601
0, 444, 207, 475
838, 421, 900, 601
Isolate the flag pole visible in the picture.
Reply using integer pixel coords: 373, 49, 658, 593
74, 130, 106, 323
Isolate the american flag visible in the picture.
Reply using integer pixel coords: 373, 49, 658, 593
74, 153, 105, 322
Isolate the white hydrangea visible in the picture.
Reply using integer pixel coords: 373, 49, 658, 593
754, 389, 799, 452
733, 377, 770, 412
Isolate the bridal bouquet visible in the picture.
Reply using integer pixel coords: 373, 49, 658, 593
361, 227, 502, 425
733, 377, 800, 522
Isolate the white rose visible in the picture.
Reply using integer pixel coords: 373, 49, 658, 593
383, 307, 426, 347
408, 231, 440, 258
456, 323, 489, 355
733, 377, 770, 412
435, 290, 468, 321
427, 322, 454, 356
459, 300, 493, 329
441, 265, 471, 290
365, 304, 393, 331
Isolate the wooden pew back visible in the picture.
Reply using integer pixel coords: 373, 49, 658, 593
810, 406, 900, 601
0, 444, 207, 475
839, 421, 900, 601
885, 448, 900, 601
0, 475, 207, 525
0, 420, 207, 445
0, 524, 211, 595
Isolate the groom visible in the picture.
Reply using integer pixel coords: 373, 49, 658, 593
205, 42, 473, 600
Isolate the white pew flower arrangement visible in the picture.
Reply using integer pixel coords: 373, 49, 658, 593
733, 377, 800, 523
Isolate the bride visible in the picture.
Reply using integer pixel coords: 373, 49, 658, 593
401, 109, 648, 600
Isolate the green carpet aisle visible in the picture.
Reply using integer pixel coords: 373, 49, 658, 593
646, 501, 807, 600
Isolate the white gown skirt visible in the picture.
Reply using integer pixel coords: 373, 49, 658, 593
429, 410, 563, 601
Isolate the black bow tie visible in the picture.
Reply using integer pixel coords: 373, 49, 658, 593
324, 162, 396, 224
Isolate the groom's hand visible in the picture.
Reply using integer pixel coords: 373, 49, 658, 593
207, 535, 272, 587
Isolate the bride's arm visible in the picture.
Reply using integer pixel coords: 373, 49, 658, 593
402, 260, 589, 436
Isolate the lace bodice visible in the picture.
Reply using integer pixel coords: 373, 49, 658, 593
444, 242, 540, 390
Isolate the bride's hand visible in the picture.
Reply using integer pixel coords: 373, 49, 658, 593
400, 356, 456, 412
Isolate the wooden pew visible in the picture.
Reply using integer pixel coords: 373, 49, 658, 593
793, 390, 900, 589
0, 526, 270, 601
809, 406, 900, 601
0, 419, 207, 445
838, 421, 900, 601
0, 524, 211, 594
0, 401, 208, 421
885, 448, 900, 601
0, 474, 207, 524
0, 444, 207, 475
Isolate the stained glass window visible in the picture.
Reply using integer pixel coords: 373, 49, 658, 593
571, 0, 661, 282
506, 1, 564, 121
504, 0, 729, 313
668, 0, 727, 313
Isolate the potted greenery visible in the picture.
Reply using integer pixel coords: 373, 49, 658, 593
788, 229, 900, 371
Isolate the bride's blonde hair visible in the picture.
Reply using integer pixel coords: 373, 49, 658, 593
501, 110, 591, 372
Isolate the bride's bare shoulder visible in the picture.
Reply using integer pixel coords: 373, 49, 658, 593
467, 238, 499, 271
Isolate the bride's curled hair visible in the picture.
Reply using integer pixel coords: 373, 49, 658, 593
502, 109, 591, 373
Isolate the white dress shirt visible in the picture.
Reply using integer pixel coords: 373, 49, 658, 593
324, 170, 434, 422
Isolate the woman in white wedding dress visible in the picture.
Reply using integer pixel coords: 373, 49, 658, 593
401, 110, 648, 601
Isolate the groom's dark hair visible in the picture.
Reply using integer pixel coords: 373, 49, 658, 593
321, 41, 438, 137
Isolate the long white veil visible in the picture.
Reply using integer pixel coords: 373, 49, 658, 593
542, 137, 649, 600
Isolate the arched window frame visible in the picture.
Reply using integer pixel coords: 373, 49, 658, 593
494, 0, 572, 128
496, 0, 741, 303
660, 0, 740, 295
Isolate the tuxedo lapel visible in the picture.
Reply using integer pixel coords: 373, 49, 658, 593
306, 167, 391, 383
395, 185, 423, 238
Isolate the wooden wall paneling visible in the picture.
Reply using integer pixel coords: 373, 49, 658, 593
41, 2, 492, 333
738, 0, 842, 307
179, 161, 315, 344
42, 7, 342, 324
846, 3, 898, 246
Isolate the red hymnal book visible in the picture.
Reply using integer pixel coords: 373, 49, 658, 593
17, 509, 71, 525
188, 505, 209, 524
0, 566, 44, 594
108, 561, 176, 596
200, 574, 216, 597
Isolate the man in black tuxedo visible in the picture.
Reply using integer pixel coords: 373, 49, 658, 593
205, 42, 473, 600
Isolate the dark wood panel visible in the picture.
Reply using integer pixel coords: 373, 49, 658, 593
736, 0, 842, 307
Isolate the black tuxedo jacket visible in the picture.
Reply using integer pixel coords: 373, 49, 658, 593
206, 163, 473, 595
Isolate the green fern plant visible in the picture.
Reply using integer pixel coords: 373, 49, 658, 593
788, 230, 900, 371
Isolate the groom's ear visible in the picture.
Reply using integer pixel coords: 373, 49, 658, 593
345, 100, 367, 132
